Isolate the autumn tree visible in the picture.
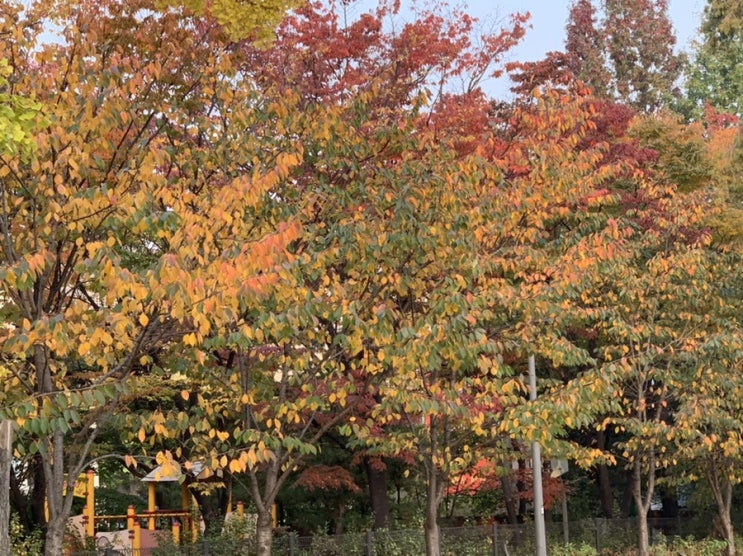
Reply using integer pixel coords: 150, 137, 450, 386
239, 0, 528, 110
338, 81, 645, 554
604, 0, 683, 111
0, 0, 303, 552
560, 0, 683, 111
118, 5, 530, 555
540, 171, 715, 556
565, 0, 610, 96
672, 254, 743, 556
506, 60, 730, 537
477, 87, 631, 524
685, 0, 743, 117
628, 110, 713, 192
0, 54, 45, 556
159, 0, 302, 42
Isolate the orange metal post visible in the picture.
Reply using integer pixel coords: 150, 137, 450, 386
237, 501, 244, 517
133, 521, 141, 553
82, 508, 88, 538
127, 505, 135, 532
148, 483, 156, 530
86, 469, 95, 538
173, 520, 181, 545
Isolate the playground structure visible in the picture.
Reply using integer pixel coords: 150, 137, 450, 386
71, 468, 248, 554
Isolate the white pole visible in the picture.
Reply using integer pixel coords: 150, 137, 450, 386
0, 420, 13, 556
529, 355, 547, 556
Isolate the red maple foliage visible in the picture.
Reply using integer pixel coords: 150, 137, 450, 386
295, 465, 362, 493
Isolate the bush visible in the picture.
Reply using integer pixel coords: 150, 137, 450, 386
151, 511, 258, 556
10, 513, 43, 556
653, 536, 729, 556
549, 542, 598, 556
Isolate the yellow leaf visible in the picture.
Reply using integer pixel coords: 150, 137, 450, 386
139, 314, 149, 327
138, 428, 146, 443
181, 390, 190, 401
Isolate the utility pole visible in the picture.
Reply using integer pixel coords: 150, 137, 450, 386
0, 420, 13, 556
529, 355, 547, 556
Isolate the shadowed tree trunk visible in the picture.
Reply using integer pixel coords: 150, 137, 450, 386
365, 457, 390, 529
596, 431, 614, 517
620, 469, 633, 518
501, 466, 520, 525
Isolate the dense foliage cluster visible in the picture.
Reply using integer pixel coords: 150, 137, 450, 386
1, 1, 743, 556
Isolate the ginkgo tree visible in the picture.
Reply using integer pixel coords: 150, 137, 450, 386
0, 0, 304, 553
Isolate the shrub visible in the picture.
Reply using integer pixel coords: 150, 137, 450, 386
10, 513, 43, 556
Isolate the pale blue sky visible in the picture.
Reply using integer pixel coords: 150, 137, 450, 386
347, 0, 707, 98
463, 0, 706, 97
467, 0, 704, 63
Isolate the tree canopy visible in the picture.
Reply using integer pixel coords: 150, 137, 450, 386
2, 1, 743, 556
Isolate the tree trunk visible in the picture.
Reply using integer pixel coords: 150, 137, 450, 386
596, 464, 613, 517
256, 510, 273, 556
501, 467, 519, 525
366, 457, 390, 530
44, 431, 69, 556
192, 489, 225, 537
249, 452, 287, 556
719, 510, 736, 556
631, 459, 653, 556
620, 468, 633, 518
517, 460, 528, 520
422, 447, 444, 556
707, 461, 735, 556
637, 511, 650, 556
423, 491, 440, 556
595, 431, 613, 517
334, 503, 345, 535
44, 515, 67, 556
659, 485, 678, 518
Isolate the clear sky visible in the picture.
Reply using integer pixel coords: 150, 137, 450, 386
468, 0, 705, 62
462, 0, 706, 97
